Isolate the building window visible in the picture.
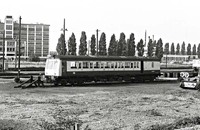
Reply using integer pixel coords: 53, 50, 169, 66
6, 31, 12, 34
6, 20, 12, 24
6, 35, 12, 38
6, 25, 12, 30
43, 26, 49, 31
28, 28, 34, 31
7, 42, 14, 46
36, 27, 42, 31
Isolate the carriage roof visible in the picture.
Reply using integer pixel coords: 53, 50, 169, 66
50, 55, 160, 61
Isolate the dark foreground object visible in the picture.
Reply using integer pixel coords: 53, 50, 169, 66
15, 75, 44, 89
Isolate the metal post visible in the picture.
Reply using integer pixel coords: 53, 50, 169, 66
166, 54, 167, 68
63, 18, 65, 46
61, 18, 67, 54
15, 40, 17, 69
14, 37, 18, 69
96, 29, 99, 56
2, 30, 4, 72
18, 16, 22, 78
145, 30, 146, 46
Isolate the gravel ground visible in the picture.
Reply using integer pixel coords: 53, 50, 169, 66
0, 79, 200, 130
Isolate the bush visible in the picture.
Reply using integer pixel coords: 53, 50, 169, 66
0, 119, 30, 130
38, 116, 82, 130
146, 116, 200, 130
29, 55, 40, 62
14, 77, 20, 83
38, 108, 83, 130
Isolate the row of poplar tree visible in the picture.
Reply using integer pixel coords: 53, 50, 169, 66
56, 31, 164, 59
164, 42, 200, 58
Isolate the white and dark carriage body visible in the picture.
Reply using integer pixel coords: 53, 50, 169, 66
45, 55, 161, 85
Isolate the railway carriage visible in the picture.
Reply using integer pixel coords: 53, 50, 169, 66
45, 55, 161, 85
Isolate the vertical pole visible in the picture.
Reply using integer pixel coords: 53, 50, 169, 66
18, 16, 22, 78
166, 54, 167, 68
63, 18, 65, 48
15, 40, 17, 69
88, 40, 90, 55
14, 37, 17, 69
2, 30, 5, 72
96, 29, 99, 56
145, 30, 146, 46
152, 35, 154, 42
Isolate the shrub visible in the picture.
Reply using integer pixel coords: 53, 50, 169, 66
14, 77, 20, 83
29, 54, 40, 62
0, 119, 30, 130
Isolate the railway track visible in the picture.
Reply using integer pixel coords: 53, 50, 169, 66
0, 71, 44, 78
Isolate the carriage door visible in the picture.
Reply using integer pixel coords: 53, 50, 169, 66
62, 61, 67, 73
141, 61, 144, 73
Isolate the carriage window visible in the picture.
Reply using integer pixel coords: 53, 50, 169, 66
117, 62, 119, 68
125, 62, 130, 68
111, 62, 114, 68
131, 63, 134, 68
117, 62, 121, 68
76, 62, 79, 68
121, 62, 124, 68
71, 61, 76, 69
94, 62, 100, 68
137, 62, 139, 68
79, 62, 82, 69
90, 62, 93, 69
134, 62, 137, 68
105, 62, 109, 68
115, 62, 118, 68
101, 62, 105, 68
152, 62, 154, 68
83, 62, 89, 68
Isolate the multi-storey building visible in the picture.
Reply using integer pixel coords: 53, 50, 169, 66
0, 15, 50, 59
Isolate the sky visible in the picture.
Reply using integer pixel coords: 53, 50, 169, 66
1, 0, 200, 51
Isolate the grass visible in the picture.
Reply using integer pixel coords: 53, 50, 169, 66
0, 119, 30, 130
146, 109, 162, 117
38, 108, 83, 130
146, 116, 200, 130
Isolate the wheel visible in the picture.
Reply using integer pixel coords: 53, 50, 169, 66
54, 82, 58, 86
54, 78, 59, 86
60, 79, 67, 86
179, 82, 184, 88
77, 79, 84, 85
195, 81, 200, 90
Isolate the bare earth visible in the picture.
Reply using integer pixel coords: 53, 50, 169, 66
1, 79, 200, 130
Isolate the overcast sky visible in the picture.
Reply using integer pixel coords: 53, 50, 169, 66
1, 0, 200, 51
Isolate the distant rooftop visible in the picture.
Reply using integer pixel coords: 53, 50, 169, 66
3, 15, 50, 26
6, 16, 12, 18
